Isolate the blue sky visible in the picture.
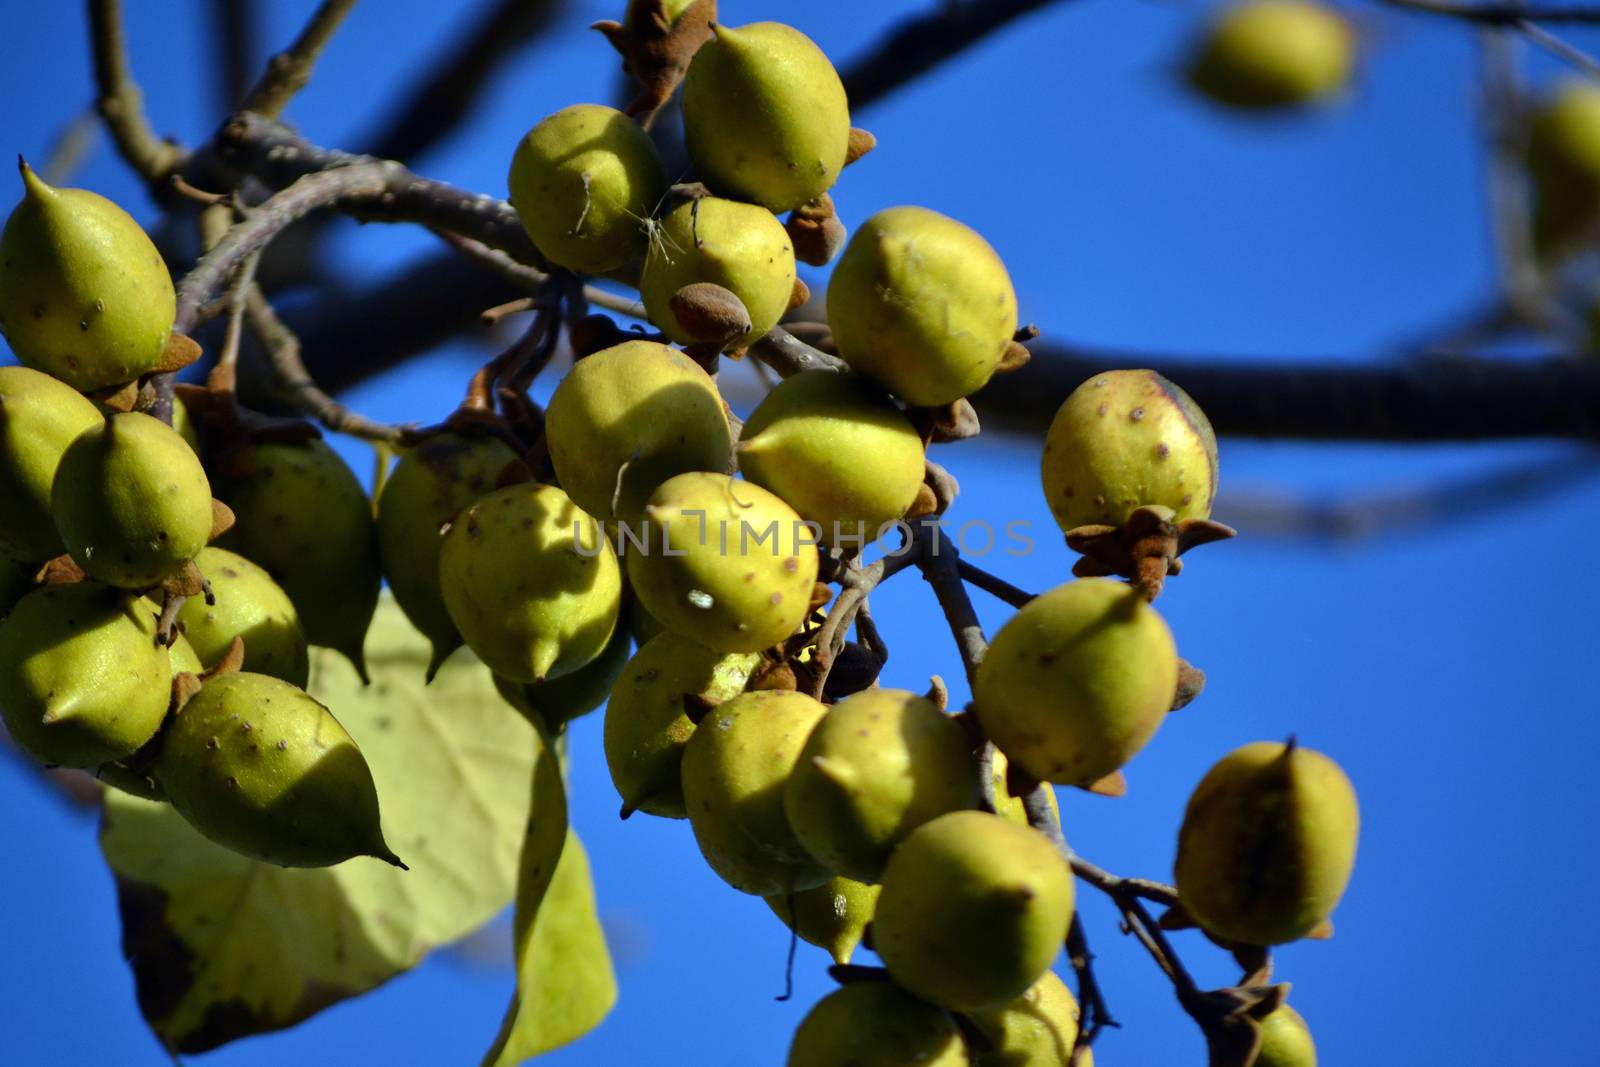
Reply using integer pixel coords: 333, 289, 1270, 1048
3, 1, 1599, 1064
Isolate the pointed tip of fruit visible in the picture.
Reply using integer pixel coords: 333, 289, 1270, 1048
811, 754, 855, 788
425, 639, 459, 683
18, 157, 51, 200
619, 800, 637, 820
826, 941, 857, 967
337, 645, 370, 685
528, 640, 561, 683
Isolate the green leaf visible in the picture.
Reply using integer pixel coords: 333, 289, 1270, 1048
482, 722, 617, 1065
99, 597, 536, 1053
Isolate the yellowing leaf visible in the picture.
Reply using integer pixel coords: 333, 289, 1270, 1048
482, 724, 617, 1065
100, 598, 536, 1053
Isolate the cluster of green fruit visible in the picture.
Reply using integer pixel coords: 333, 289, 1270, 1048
0, 5, 1367, 1062
490, 10, 1357, 1061
0, 163, 397, 869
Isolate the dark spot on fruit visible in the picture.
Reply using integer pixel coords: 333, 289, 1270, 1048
1156, 442, 1170, 461
1096, 402, 1108, 417
205, 736, 219, 751
1130, 407, 1145, 422
277, 739, 288, 750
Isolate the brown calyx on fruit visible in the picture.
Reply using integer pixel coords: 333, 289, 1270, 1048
1067, 504, 1236, 601
593, 0, 717, 126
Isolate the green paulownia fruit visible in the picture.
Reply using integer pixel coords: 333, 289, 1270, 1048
784, 688, 980, 883
0, 583, 170, 768
828, 205, 1017, 407
975, 579, 1178, 788
543, 340, 732, 521
1255, 1003, 1318, 1067
874, 810, 1075, 1012
494, 617, 633, 731
218, 440, 381, 680
439, 482, 620, 684
627, 472, 819, 653
1186, 0, 1353, 111
1527, 80, 1600, 254
764, 875, 880, 966
738, 370, 924, 548
507, 103, 667, 273
680, 689, 831, 895
375, 430, 520, 677
51, 411, 213, 589
1041, 369, 1218, 533
155, 671, 400, 867
0, 364, 102, 562
639, 196, 796, 349
1174, 740, 1359, 946
179, 546, 310, 687
681, 21, 851, 213
0, 161, 176, 391
963, 970, 1086, 1067
787, 981, 971, 1067
602, 631, 761, 818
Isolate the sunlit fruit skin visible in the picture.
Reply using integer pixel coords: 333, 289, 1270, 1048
1041, 369, 1218, 533
179, 546, 309, 687
764, 875, 881, 965
544, 340, 732, 521
602, 632, 760, 818
827, 206, 1017, 407
1527, 80, 1600, 253
51, 411, 213, 589
439, 482, 620, 684
0, 584, 170, 768
639, 196, 796, 348
1186, 0, 1353, 111
681, 22, 851, 213
874, 810, 1075, 1012
1254, 1002, 1318, 1067
217, 440, 381, 679
738, 370, 924, 549
785, 688, 980, 883
168, 630, 203, 675
1175, 741, 1359, 946
627, 471, 818, 653
154, 671, 401, 867
375, 431, 520, 676
991, 746, 1059, 830
964, 970, 1084, 1067
680, 689, 831, 895
0, 163, 175, 391
507, 104, 667, 274
0, 365, 102, 562
787, 980, 971, 1067
171, 394, 202, 456
495, 617, 633, 730
975, 579, 1178, 788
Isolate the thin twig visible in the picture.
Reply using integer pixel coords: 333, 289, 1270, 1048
957, 560, 1035, 608
87, 0, 185, 180
1516, 18, 1600, 76
240, 0, 360, 119
245, 287, 403, 442
913, 523, 988, 687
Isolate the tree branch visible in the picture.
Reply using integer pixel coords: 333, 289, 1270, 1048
841, 0, 1068, 111
87, 0, 185, 180
1381, 1, 1600, 25
978, 345, 1600, 440
240, 0, 359, 120
358, 0, 568, 162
